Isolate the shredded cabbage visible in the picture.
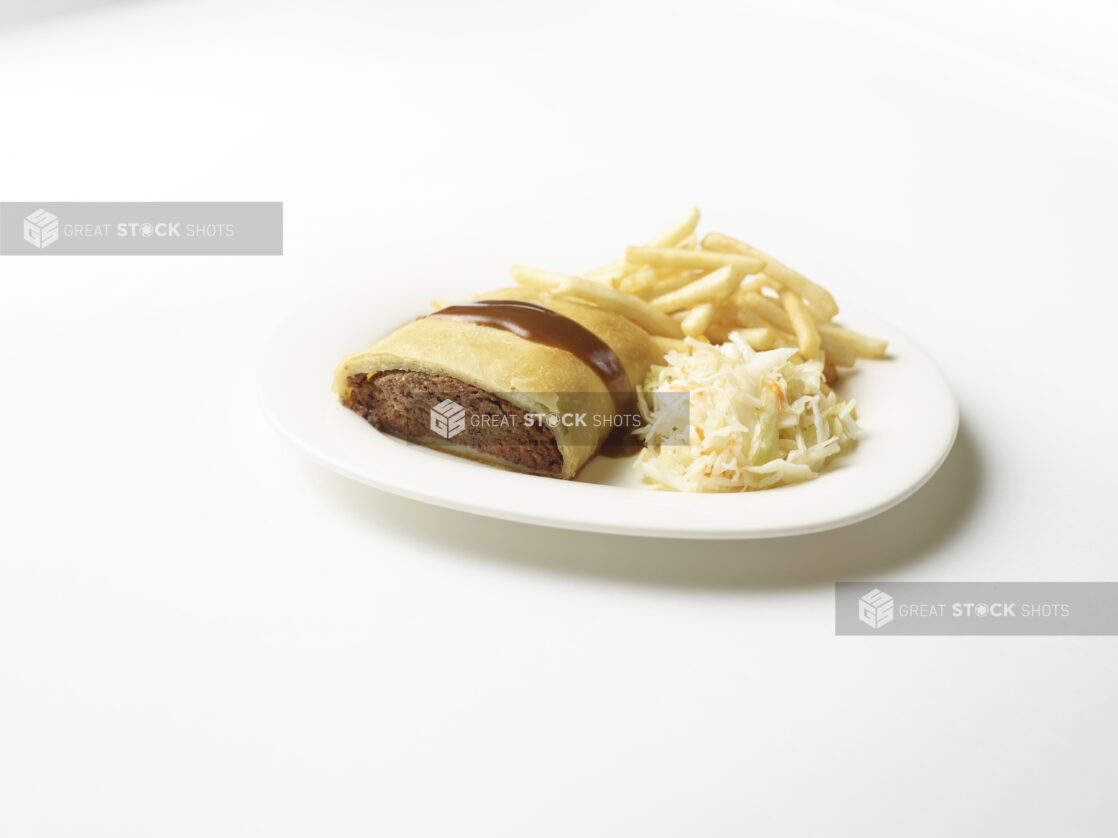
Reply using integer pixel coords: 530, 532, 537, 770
635, 331, 860, 492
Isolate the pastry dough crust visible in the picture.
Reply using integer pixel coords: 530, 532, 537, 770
332, 286, 662, 478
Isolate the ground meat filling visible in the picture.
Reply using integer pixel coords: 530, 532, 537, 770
344, 370, 563, 474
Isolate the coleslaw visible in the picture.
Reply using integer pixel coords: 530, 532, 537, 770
635, 331, 860, 492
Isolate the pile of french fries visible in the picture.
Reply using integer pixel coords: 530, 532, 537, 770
506, 208, 888, 380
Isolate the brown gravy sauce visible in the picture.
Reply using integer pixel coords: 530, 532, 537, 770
426, 299, 641, 452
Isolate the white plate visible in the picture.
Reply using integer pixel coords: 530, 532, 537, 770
261, 284, 958, 539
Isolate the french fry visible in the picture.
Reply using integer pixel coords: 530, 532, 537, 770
741, 291, 795, 333
622, 265, 688, 297
817, 322, 888, 359
510, 265, 683, 338
680, 302, 716, 338
819, 336, 856, 367
712, 303, 740, 327
770, 329, 801, 349
643, 270, 701, 300
701, 232, 762, 258
737, 327, 776, 350
713, 304, 769, 330
617, 264, 658, 294
513, 211, 887, 377
779, 288, 821, 359
802, 299, 830, 323
647, 207, 701, 248
706, 323, 782, 349
625, 246, 764, 276
706, 323, 735, 343
753, 272, 833, 328
741, 311, 777, 330
727, 276, 767, 309
650, 265, 737, 312
584, 259, 631, 285
766, 260, 838, 319
737, 297, 801, 349
702, 233, 838, 318
510, 264, 570, 291
651, 335, 691, 355
755, 273, 785, 296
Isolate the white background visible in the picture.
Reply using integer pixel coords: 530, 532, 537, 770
1, 1, 1117, 835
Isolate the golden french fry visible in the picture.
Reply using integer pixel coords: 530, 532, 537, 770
702, 232, 838, 318
755, 273, 785, 295
707, 320, 787, 350
617, 264, 656, 294
712, 304, 741, 327
766, 261, 838, 319
697, 324, 769, 346
622, 265, 687, 297
740, 311, 775, 330
706, 323, 734, 343
680, 302, 716, 338
808, 301, 836, 323
700, 232, 763, 257
779, 288, 821, 359
510, 264, 571, 291
643, 270, 701, 300
651, 335, 691, 355
817, 322, 888, 359
741, 291, 795, 333
510, 265, 683, 338
771, 329, 801, 349
511, 212, 886, 375
584, 259, 631, 285
819, 338, 856, 367
737, 327, 776, 350
647, 207, 701, 248
625, 246, 764, 276
714, 305, 768, 330
650, 265, 737, 312
726, 276, 767, 309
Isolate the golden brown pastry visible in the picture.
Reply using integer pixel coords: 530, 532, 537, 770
333, 286, 661, 478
